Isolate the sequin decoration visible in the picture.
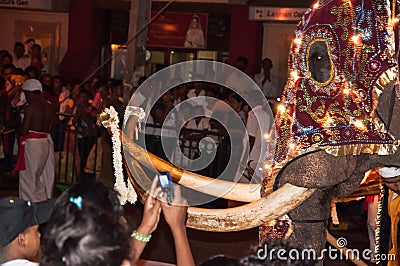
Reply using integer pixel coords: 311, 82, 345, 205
273, 0, 397, 165
260, 0, 398, 245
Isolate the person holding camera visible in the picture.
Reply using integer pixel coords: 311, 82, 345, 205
41, 178, 194, 266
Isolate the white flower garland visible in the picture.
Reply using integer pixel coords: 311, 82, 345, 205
103, 106, 137, 205
124, 106, 146, 140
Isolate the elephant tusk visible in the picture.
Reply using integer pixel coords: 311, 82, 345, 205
185, 184, 316, 232
122, 145, 315, 232
122, 133, 263, 202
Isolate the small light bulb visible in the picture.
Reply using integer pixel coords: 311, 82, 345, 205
278, 104, 285, 113
313, 2, 320, 9
289, 143, 296, 150
351, 35, 360, 44
294, 38, 302, 45
354, 120, 365, 130
343, 88, 350, 95
263, 133, 270, 140
290, 70, 299, 81
392, 18, 399, 25
326, 117, 333, 124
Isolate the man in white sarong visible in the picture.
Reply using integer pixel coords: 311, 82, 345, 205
15, 79, 56, 202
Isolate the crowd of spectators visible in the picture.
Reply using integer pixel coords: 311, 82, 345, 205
0, 43, 276, 190
0, 42, 128, 183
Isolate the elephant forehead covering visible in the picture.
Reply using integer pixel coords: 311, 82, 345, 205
274, 0, 398, 164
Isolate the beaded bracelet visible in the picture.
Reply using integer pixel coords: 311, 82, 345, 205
131, 230, 152, 242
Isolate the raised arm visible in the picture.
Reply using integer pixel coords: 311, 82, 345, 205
130, 178, 162, 263
160, 185, 195, 266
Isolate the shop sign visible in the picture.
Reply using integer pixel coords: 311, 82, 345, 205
148, 12, 208, 49
249, 6, 307, 22
0, 0, 51, 10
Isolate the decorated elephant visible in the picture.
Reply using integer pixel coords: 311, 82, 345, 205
258, 0, 400, 257
99, 0, 400, 264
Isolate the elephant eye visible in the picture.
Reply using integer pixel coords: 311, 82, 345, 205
307, 39, 333, 85
311, 54, 322, 61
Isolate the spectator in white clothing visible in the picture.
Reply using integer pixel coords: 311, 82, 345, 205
13, 42, 30, 71
242, 90, 273, 183
254, 58, 279, 101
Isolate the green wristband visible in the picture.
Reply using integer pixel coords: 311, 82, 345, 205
131, 230, 152, 242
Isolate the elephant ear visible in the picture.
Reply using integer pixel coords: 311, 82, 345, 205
375, 80, 400, 140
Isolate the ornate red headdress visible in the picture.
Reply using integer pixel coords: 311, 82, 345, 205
274, 0, 399, 165
260, 0, 399, 243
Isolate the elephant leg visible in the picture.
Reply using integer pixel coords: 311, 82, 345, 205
287, 188, 333, 262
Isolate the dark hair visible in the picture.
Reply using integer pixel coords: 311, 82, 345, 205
199, 255, 239, 266
13, 68, 25, 75
1, 64, 14, 74
14, 42, 25, 49
0, 50, 11, 58
25, 65, 37, 74
41, 180, 130, 266
110, 79, 123, 92
1, 53, 12, 64
237, 56, 248, 65
58, 180, 123, 216
52, 75, 64, 85
32, 44, 41, 51
229, 93, 243, 104
262, 58, 272, 64
41, 207, 131, 266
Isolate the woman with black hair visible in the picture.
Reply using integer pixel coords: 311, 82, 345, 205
40, 180, 132, 266
41, 178, 194, 266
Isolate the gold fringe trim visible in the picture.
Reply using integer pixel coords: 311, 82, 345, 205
374, 67, 398, 91
325, 67, 399, 157
374, 185, 385, 264
324, 142, 399, 156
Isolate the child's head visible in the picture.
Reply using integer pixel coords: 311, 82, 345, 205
41, 180, 132, 266
0, 197, 54, 262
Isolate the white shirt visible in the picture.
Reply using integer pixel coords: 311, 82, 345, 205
13, 56, 31, 70
1, 259, 39, 266
241, 105, 273, 182
59, 87, 71, 120
254, 72, 279, 99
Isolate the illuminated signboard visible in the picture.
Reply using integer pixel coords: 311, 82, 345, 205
249, 6, 307, 22
0, 0, 51, 10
